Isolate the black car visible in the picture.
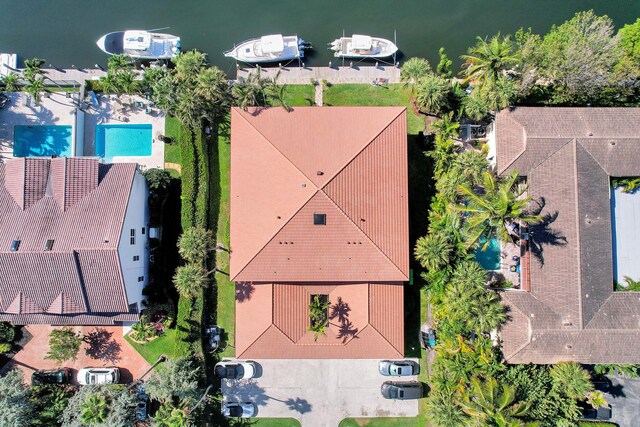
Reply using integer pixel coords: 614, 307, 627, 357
581, 403, 612, 421
591, 375, 611, 393
380, 381, 424, 400
31, 368, 71, 385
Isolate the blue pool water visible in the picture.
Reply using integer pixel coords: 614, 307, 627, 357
95, 124, 152, 161
13, 125, 72, 157
475, 237, 501, 270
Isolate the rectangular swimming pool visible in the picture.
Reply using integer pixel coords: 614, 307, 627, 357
475, 237, 501, 270
95, 124, 152, 161
13, 125, 72, 157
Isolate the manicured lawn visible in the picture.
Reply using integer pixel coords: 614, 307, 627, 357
124, 329, 180, 364
284, 84, 315, 106
323, 84, 424, 135
578, 423, 618, 427
164, 115, 181, 166
253, 419, 302, 427
213, 133, 235, 358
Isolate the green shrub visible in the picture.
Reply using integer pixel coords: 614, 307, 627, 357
0, 343, 11, 353
0, 322, 15, 343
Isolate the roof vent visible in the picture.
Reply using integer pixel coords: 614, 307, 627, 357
300, 183, 306, 188
610, 141, 616, 146
317, 171, 324, 176
10, 240, 20, 251
587, 132, 593, 136
44, 239, 54, 251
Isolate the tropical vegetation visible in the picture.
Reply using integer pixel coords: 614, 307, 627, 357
308, 295, 331, 341
46, 327, 83, 365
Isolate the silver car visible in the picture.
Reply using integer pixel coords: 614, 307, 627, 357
223, 402, 256, 418
378, 360, 420, 376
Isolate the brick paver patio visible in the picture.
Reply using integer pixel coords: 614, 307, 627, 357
1, 325, 150, 385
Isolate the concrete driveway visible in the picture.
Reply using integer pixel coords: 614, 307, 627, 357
222, 359, 420, 427
607, 376, 640, 427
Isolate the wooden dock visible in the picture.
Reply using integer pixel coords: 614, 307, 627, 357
236, 65, 401, 84
42, 68, 106, 86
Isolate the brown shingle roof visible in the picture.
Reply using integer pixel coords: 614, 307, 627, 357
496, 107, 640, 364
0, 158, 137, 325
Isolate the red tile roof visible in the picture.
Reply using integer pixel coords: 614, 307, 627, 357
0, 158, 138, 325
231, 107, 409, 358
230, 106, 409, 282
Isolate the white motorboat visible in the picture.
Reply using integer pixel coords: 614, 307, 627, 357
329, 34, 398, 59
224, 34, 310, 63
96, 30, 181, 59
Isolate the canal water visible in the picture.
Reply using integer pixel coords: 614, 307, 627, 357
1, 0, 639, 74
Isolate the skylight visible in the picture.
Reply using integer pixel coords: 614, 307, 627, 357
313, 214, 326, 225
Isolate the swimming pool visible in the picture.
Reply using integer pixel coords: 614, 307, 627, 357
475, 237, 501, 270
13, 125, 72, 157
95, 124, 152, 161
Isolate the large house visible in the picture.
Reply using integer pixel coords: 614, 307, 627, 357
495, 107, 640, 364
230, 106, 409, 359
0, 157, 148, 325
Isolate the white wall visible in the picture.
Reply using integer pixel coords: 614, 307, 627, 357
118, 169, 149, 311
74, 108, 85, 157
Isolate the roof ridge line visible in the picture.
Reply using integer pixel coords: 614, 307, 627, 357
507, 138, 574, 176
366, 323, 403, 356
322, 189, 409, 280
232, 190, 320, 281
575, 139, 608, 175
498, 114, 527, 175
237, 324, 287, 358
322, 108, 406, 186
572, 141, 584, 330
235, 110, 319, 187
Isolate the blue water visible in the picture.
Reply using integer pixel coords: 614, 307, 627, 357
95, 124, 152, 161
13, 125, 72, 157
475, 237, 501, 270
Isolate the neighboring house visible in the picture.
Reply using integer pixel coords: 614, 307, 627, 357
0, 157, 148, 325
230, 106, 409, 359
495, 107, 640, 364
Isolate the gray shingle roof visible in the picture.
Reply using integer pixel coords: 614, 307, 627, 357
496, 107, 640, 364
0, 158, 138, 325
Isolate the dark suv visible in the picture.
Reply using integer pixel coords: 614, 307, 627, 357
31, 368, 71, 386
381, 381, 423, 400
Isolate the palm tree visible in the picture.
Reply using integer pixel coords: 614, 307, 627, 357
232, 69, 272, 110
99, 72, 120, 95
586, 391, 607, 409
414, 73, 450, 116
429, 112, 460, 141
172, 263, 211, 298
173, 50, 207, 86
453, 170, 542, 249
80, 392, 109, 426
307, 295, 331, 341
464, 90, 491, 121
23, 75, 45, 105
414, 231, 454, 271
195, 66, 232, 118
426, 389, 467, 427
22, 58, 45, 80
400, 57, 431, 93
1, 72, 20, 92
480, 75, 516, 112
107, 54, 133, 72
116, 70, 137, 99
153, 402, 191, 427
177, 227, 214, 264
455, 377, 533, 427
550, 362, 594, 399
461, 34, 519, 88
267, 78, 292, 112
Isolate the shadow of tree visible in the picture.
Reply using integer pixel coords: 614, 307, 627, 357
83, 328, 121, 363
336, 320, 359, 344
329, 297, 359, 343
528, 199, 568, 266
284, 397, 312, 414
223, 378, 269, 408
235, 282, 255, 303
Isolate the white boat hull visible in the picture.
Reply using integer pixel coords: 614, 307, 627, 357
224, 34, 304, 63
330, 35, 398, 59
96, 31, 181, 60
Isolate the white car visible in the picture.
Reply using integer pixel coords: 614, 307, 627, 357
214, 361, 256, 379
77, 367, 120, 385
223, 402, 256, 418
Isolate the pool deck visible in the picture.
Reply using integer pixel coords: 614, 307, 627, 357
83, 94, 164, 169
0, 92, 77, 161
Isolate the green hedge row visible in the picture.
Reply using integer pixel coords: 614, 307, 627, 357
180, 126, 196, 230
194, 130, 209, 229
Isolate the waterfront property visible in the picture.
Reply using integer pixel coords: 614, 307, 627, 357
495, 107, 640, 364
0, 91, 164, 169
0, 157, 148, 326
230, 106, 409, 359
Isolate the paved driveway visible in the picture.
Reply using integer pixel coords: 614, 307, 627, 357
222, 359, 420, 427
608, 376, 640, 427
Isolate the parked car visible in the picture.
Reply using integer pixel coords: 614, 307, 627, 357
419, 323, 436, 349
378, 360, 420, 376
223, 402, 256, 418
591, 374, 611, 393
214, 361, 256, 379
135, 385, 149, 421
581, 403, 612, 421
381, 381, 424, 400
77, 367, 120, 385
31, 368, 71, 385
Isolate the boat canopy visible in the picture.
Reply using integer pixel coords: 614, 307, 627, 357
123, 31, 151, 51
352, 35, 373, 49
260, 35, 285, 54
